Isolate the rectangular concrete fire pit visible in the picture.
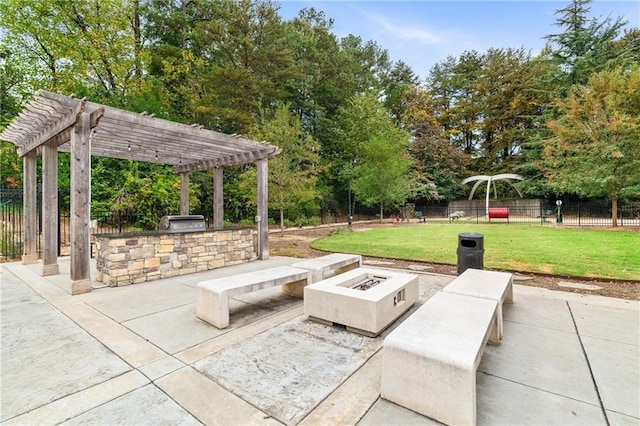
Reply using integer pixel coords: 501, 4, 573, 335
303, 267, 419, 337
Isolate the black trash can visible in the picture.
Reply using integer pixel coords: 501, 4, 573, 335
457, 232, 484, 275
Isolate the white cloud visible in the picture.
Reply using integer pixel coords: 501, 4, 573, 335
366, 12, 443, 45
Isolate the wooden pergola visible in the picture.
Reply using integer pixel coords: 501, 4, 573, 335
0, 90, 280, 294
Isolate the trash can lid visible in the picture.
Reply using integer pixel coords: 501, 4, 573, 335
459, 232, 483, 239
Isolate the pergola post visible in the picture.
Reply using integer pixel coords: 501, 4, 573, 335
180, 172, 189, 215
70, 112, 92, 294
257, 159, 269, 259
41, 139, 59, 276
22, 150, 38, 264
213, 167, 224, 230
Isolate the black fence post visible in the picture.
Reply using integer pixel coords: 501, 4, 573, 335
620, 207, 623, 227
578, 204, 581, 226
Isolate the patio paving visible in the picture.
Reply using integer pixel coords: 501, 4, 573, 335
1, 257, 638, 425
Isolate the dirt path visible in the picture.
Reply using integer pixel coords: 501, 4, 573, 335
269, 222, 639, 301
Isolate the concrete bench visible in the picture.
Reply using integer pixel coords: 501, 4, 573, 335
443, 268, 513, 340
196, 266, 311, 329
381, 291, 499, 426
292, 253, 362, 283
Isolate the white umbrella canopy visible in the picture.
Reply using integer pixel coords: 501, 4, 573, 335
461, 174, 525, 214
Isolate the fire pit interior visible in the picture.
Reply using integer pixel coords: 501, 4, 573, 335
346, 275, 387, 291
304, 268, 419, 337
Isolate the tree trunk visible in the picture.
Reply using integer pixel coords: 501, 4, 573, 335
280, 207, 285, 235
611, 196, 618, 227
133, 0, 142, 81
379, 203, 384, 223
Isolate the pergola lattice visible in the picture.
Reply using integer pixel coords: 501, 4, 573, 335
0, 90, 280, 294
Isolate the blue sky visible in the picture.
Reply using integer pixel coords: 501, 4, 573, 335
277, 1, 640, 80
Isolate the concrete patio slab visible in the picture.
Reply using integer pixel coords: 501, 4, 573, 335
175, 304, 304, 364
4, 371, 150, 425
2, 257, 638, 426
569, 301, 640, 345
581, 336, 640, 418
138, 356, 186, 382
123, 303, 234, 354
480, 320, 600, 406
359, 399, 441, 425
155, 367, 280, 425
476, 372, 605, 425
0, 269, 132, 421
501, 293, 576, 332
78, 280, 196, 322
300, 351, 383, 426
194, 317, 381, 425
59, 384, 201, 425
606, 410, 640, 425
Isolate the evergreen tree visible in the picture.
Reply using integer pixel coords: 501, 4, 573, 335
542, 66, 640, 226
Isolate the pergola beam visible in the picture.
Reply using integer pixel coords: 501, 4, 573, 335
16, 96, 85, 156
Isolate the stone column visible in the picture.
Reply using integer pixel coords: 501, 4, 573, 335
257, 159, 269, 259
41, 139, 59, 276
213, 166, 224, 230
22, 150, 38, 264
69, 113, 92, 294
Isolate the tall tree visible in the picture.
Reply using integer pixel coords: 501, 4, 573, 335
339, 92, 415, 221
477, 47, 552, 172
545, 0, 626, 87
542, 65, 640, 226
246, 102, 320, 233
383, 60, 420, 124
0, 0, 144, 101
403, 87, 470, 201
192, 0, 296, 133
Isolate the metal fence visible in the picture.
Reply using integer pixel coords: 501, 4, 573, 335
414, 203, 640, 226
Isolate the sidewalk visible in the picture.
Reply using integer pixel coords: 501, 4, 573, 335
1, 257, 638, 425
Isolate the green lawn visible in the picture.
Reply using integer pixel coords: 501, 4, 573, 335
311, 224, 640, 280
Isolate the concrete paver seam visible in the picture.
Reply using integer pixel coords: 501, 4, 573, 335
566, 301, 610, 426
354, 396, 382, 426
477, 371, 604, 409
298, 347, 383, 425
503, 318, 579, 335
182, 305, 306, 362
113, 300, 195, 323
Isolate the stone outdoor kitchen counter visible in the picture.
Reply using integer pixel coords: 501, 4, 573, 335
94, 228, 254, 286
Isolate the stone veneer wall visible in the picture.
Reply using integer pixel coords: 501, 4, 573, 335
94, 228, 254, 286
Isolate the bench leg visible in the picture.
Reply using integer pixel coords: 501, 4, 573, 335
196, 288, 230, 329
489, 312, 500, 345
281, 278, 308, 298
334, 262, 359, 277
505, 282, 514, 304
382, 343, 477, 425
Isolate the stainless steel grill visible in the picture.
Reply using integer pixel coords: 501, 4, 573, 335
159, 215, 206, 232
